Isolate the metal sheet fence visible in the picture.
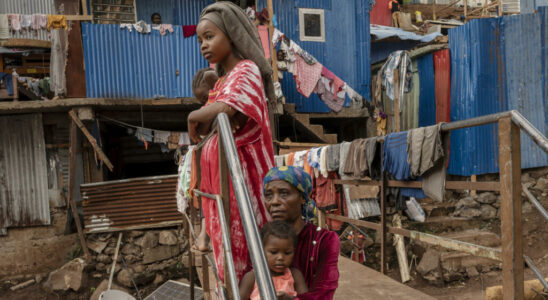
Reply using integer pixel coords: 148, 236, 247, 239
0, 114, 50, 228
82, 23, 208, 99
448, 11, 548, 175
81, 175, 180, 233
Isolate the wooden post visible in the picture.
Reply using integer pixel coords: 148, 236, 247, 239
267, 0, 279, 83
393, 69, 401, 133
433, 0, 437, 20
12, 72, 18, 101
81, 0, 88, 15
69, 115, 92, 262
218, 130, 232, 299
380, 143, 388, 274
464, 0, 468, 20
498, 117, 524, 300
470, 174, 477, 196
498, 0, 503, 16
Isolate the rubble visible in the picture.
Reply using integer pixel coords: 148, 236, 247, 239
90, 280, 128, 300
476, 192, 497, 204
159, 230, 178, 246
479, 205, 497, 219
135, 232, 159, 249
533, 177, 548, 191
44, 258, 87, 292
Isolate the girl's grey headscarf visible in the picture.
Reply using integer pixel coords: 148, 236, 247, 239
199, 2, 276, 104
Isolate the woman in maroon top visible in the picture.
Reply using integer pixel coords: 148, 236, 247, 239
263, 166, 340, 300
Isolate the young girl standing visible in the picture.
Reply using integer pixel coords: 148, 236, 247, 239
239, 221, 308, 299
187, 2, 275, 282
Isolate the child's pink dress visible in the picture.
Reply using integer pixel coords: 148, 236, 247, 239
250, 268, 298, 300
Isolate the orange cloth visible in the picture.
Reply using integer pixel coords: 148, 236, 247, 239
47, 15, 67, 30
302, 150, 313, 177
286, 152, 295, 166
250, 268, 297, 300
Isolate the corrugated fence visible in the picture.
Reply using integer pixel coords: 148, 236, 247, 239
82, 23, 208, 99
448, 9, 548, 175
0, 114, 50, 229
0, 0, 54, 41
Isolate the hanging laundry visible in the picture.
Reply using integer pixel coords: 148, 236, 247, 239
407, 124, 444, 177
286, 152, 295, 166
307, 147, 322, 169
47, 15, 67, 30
326, 144, 341, 172
31, 14, 47, 31
133, 20, 151, 34
0, 73, 13, 95
375, 108, 387, 136
376, 50, 413, 102
314, 76, 345, 112
120, 23, 133, 32
382, 131, 426, 199
292, 150, 308, 168
271, 28, 284, 47
274, 155, 286, 167
366, 137, 382, 180
177, 147, 193, 213
293, 54, 322, 98
343, 139, 368, 179
153, 24, 174, 36
298, 49, 317, 65
182, 25, 197, 38
8, 14, 21, 32
153, 130, 170, 144
319, 146, 328, 178
344, 84, 363, 104
312, 172, 341, 211
0, 14, 9, 39
188, 147, 200, 209
20, 15, 32, 31
178, 132, 190, 145
168, 132, 181, 149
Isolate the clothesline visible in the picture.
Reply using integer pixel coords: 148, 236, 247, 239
271, 28, 366, 112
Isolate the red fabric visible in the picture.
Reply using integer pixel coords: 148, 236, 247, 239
294, 55, 323, 98
250, 268, 297, 300
200, 60, 275, 282
434, 49, 451, 123
370, 0, 392, 26
182, 25, 197, 38
293, 223, 340, 300
258, 25, 271, 58
311, 172, 344, 231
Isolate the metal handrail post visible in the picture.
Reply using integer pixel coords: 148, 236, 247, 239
216, 113, 277, 300
214, 195, 240, 299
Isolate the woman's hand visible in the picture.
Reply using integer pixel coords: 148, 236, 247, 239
188, 119, 201, 144
276, 291, 296, 300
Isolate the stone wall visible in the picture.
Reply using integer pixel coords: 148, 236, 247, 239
86, 228, 189, 289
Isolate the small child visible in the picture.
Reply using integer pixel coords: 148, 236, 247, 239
191, 67, 219, 105
239, 221, 308, 300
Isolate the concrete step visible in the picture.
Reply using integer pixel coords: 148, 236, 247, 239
409, 216, 483, 234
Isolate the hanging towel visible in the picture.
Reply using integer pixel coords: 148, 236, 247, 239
326, 144, 341, 172
0, 15, 9, 39
31, 14, 47, 30
120, 23, 133, 32
154, 130, 170, 144
20, 15, 32, 30
182, 25, 197, 38
8, 14, 21, 32
293, 150, 308, 168
47, 15, 67, 30
307, 147, 322, 169
178, 132, 191, 145
293, 54, 322, 98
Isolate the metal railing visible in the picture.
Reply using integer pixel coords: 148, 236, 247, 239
185, 113, 276, 300
322, 110, 548, 300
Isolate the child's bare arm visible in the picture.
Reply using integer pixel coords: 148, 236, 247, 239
239, 270, 256, 300
291, 268, 308, 294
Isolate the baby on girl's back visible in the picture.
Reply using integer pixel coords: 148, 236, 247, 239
239, 221, 308, 299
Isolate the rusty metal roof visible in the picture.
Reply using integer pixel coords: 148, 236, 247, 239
81, 175, 182, 233
0, 114, 50, 229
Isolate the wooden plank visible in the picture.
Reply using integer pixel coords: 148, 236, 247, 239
326, 214, 410, 237
65, 15, 94, 21
470, 174, 477, 196
81, 0, 88, 15
498, 117, 524, 300
1, 39, 51, 48
68, 110, 114, 171
266, 0, 278, 83
66, 21, 87, 98
69, 119, 92, 261
380, 168, 387, 274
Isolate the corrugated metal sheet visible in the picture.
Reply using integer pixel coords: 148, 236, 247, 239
370, 0, 392, 26
81, 175, 181, 233
418, 53, 436, 127
82, 23, 208, 99
173, 0, 215, 25
433, 49, 451, 123
259, 0, 370, 112
0, 0, 55, 41
136, 0, 214, 25
402, 59, 420, 130
0, 114, 50, 228
448, 12, 548, 175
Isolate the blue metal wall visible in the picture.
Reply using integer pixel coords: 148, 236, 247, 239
82, 23, 208, 99
447, 11, 548, 175
417, 54, 436, 127
135, 0, 214, 25
259, 0, 370, 113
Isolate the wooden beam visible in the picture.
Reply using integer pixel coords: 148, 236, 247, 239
380, 165, 388, 274
65, 15, 93, 21
69, 119, 92, 262
68, 110, 114, 171
81, 0, 88, 15
1, 39, 51, 48
333, 179, 500, 191
498, 117, 524, 300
